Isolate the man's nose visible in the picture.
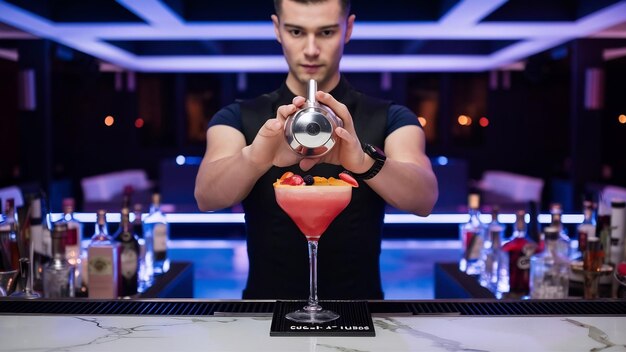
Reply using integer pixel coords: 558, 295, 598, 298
304, 34, 320, 57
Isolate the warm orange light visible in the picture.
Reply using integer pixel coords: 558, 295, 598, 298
619, 114, 626, 124
135, 118, 144, 128
466, 117, 472, 125
104, 115, 114, 126
458, 115, 469, 126
479, 117, 489, 127
417, 116, 427, 127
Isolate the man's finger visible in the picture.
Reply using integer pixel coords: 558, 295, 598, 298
299, 158, 318, 171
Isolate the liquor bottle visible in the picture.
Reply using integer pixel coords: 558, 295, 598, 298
144, 193, 169, 274
488, 206, 506, 244
530, 226, 570, 299
501, 210, 539, 297
459, 194, 486, 275
527, 201, 542, 245
609, 199, 625, 266
549, 203, 571, 258
596, 197, 612, 265
43, 223, 75, 298
113, 207, 139, 297
27, 196, 52, 292
0, 199, 20, 271
87, 210, 120, 299
133, 204, 153, 292
58, 198, 86, 296
479, 220, 509, 297
577, 201, 597, 255
0, 226, 13, 272
60, 198, 83, 265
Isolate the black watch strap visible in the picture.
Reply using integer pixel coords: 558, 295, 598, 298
347, 143, 386, 180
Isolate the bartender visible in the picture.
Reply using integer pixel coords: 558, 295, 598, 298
194, 0, 438, 299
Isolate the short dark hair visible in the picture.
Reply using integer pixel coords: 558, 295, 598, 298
273, 0, 351, 17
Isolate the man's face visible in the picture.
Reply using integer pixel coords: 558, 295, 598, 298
272, 0, 354, 93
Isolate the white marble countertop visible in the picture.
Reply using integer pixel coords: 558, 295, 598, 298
0, 315, 625, 352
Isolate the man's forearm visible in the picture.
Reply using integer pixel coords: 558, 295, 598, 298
366, 158, 438, 216
195, 146, 270, 211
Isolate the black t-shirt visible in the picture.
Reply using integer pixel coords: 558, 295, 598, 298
208, 77, 420, 299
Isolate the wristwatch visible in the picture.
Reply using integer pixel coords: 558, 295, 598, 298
348, 143, 386, 180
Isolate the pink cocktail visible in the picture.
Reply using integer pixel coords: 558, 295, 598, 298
275, 185, 351, 241
274, 173, 356, 323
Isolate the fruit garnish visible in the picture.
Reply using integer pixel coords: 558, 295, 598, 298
281, 174, 304, 186
313, 176, 328, 185
303, 175, 314, 185
279, 171, 294, 180
618, 262, 626, 277
339, 172, 359, 188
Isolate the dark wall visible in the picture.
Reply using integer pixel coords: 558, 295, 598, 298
1, 41, 624, 211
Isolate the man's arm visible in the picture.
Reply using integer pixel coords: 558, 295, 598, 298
194, 125, 265, 211
366, 125, 438, 216
194, 98, 306, 211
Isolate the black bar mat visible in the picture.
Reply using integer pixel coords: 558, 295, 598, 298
270, 300, 375, 337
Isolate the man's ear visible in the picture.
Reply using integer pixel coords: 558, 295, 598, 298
344, 14, 355, 44
271, 14, 282, 44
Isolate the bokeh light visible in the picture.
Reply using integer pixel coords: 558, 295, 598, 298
104, 115, 114, 126
135, 118, 144, 128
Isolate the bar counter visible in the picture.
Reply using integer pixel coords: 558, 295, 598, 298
1, 299, 624, 351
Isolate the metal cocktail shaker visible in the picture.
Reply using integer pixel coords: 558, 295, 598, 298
284, 79, 343, 157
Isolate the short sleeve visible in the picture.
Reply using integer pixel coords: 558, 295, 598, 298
386, 104, 421, 136
208, 103, 243, 131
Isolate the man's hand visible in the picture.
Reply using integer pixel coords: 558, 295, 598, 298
247, 96, 307, 168
298, 91, 372, 173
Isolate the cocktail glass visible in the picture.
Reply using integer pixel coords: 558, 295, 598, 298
274, 182, 352, 323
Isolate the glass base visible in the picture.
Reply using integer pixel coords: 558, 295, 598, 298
285, 308, 339, 324
10, 290, 41, 299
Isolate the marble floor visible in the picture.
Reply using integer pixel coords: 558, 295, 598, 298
168, 239, 460, 299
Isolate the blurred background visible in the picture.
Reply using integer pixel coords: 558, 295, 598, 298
1, 0, 625, 215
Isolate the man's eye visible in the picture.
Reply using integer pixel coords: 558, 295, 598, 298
320, 30, 334, 37
289, 29, 302, 37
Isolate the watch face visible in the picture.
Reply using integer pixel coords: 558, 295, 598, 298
365, 143, 386, 160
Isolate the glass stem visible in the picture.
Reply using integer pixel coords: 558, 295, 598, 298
306, 240, 321, 310
29, 238, 35, 293
18, 258, 31, 293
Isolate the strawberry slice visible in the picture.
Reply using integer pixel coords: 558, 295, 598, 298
279, 171, 294, 180
281, 175, 304, 186
618, 262, 626, 277
339, 172, 359, 188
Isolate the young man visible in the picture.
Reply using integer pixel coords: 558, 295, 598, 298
195, 0, 438, 299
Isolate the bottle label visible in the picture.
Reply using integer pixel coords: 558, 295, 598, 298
153, 224, 168, 252
88, 255, 113, 275
120, 248, 138, 279
516, 243, 537, 270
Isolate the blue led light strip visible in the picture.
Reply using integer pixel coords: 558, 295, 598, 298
50, 213, 584, 224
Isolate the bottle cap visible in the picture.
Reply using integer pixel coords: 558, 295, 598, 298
468, 194, 480, 209
152, 193, 161, 206
62, 198, 75, 208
